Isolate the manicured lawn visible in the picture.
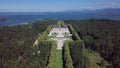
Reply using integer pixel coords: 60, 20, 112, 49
55, 50, 63, 68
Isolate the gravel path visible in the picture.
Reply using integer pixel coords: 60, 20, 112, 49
51, 37, 70, 50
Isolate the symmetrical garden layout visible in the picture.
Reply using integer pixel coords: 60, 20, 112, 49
33, 20, 110, 68
0, 19, 115, 68
48, 25, 72, 49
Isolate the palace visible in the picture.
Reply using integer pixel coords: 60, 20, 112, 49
48, 25, 72, 49
48, 25, 72, 38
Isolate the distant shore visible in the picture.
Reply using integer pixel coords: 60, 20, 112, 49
8, 22, 29, 26
101, 14, 120, 16
0, 18, 6, 22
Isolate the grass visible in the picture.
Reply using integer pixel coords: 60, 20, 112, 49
55, 50, 63, 68
84, 49, 111, 68
47, 36, 55, 40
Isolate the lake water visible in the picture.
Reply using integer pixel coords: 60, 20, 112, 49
0, 12, 120, 26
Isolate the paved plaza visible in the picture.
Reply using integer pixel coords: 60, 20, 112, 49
48, 25, 72, 50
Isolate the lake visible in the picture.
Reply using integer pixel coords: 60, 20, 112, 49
0, 12, 120, 26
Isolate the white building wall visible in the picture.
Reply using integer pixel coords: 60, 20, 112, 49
48, 27, 72, 37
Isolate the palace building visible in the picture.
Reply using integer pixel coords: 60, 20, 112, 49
48, 25, 72, 37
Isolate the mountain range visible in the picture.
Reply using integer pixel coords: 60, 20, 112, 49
62, 8, 120, 16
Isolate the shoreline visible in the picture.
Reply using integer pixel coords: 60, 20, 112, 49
8, 22, 29, 26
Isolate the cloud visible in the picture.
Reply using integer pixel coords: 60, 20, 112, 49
108, 3, 120, 8
80, 3, 120, 10
99, 3, 120, 8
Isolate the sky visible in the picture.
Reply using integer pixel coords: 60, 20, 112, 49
0, 0, 120, 12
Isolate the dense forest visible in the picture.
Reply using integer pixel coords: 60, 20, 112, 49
65, 19, 120, 68
0, 19, 56, 68
0, 19, 120, 68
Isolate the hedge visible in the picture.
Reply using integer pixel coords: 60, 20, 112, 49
38, 25, 52, 41
63, 41, 74, 68
57, 20, 66, 27
68, 24, 81, 41
46, 25, 52, 34
69, 40, 86, 68
67, 23, 87, 68
46, 40, 57, 68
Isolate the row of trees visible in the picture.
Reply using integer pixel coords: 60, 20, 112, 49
33, 20, 57, 68
63, 41, 74, 68
68, 24, 81, 41
32, 20, 57, 68
65, 23, 87, 68
65, 19, 120, 68
57, 20, 65, 27
46, 41, 57, 68
39, 25, 53, 41
69, 41, 87, 68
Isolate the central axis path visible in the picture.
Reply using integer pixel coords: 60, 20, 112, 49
48, 20, 72, 68
55, 50, 63, 68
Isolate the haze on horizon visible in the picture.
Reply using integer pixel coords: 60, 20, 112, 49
0, 0, 120, 12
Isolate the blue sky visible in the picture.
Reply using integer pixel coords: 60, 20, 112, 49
0, 0, 120, 12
